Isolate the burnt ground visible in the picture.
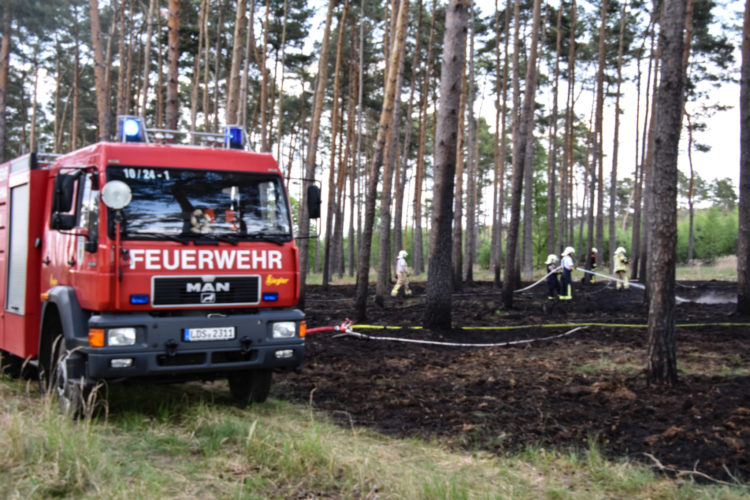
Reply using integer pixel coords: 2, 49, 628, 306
274, 279, 750, 483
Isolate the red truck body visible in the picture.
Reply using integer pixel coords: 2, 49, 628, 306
0, 137, 309, 410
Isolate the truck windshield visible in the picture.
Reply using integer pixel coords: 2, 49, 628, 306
106, 166, 292, 241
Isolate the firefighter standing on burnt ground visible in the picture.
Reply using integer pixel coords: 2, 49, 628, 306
559, 246, 576, 300
613, 246, 630, 290
545, 254, 562, 300
586, 247, 598, 284
391, 250, 412, 297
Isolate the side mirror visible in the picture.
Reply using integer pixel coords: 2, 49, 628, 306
51, 173, 78, 230
307, 185, 321, 219
52, 173, 76, 212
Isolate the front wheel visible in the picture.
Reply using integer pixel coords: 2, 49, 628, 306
228, 369, 272, 404
42, 334, 100, 418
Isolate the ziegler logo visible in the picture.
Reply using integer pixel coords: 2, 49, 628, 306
265, 275, 289, 286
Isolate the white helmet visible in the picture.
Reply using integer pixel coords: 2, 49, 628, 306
615, 247, 626, 255
545, 254, 558, 265
563, 246, 575, 256
398, 250, 408, 258
591, 247, 598, 253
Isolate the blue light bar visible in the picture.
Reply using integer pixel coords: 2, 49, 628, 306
262, 292, 279, 302
129, 294, 149, 305
118, 116, 148, 143
224, 126, 245, 149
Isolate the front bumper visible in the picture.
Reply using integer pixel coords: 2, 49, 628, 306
71, 309, 305, 380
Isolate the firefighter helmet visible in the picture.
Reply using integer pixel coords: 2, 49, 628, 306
615, 247, 626, 255
563, 246, 575, 256
545, 254, 558, 265
398, 250, 408, 258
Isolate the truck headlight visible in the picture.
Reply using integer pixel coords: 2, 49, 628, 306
272, 322, 296, 339
108, 327, 136, 346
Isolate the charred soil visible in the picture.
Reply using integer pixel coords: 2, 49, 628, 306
276, 280, 749, 482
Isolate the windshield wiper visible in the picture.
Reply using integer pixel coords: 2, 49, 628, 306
124, 231, 190, 245
244, 231, 290, 245
187, 233, 240, 246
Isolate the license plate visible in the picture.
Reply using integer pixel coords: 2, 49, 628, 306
184, 327, 236, 342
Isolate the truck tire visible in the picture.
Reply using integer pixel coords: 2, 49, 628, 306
40, 331, 97, 418
228, 369, 272, 404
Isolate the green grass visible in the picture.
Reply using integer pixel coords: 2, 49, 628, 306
1, 378, 747, 499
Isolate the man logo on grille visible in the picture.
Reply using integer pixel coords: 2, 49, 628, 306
201, 292, 216, 303
187, 282, 230, 293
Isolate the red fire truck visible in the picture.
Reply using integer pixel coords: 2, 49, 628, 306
0, 116, 319, 415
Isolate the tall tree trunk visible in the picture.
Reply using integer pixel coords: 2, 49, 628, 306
354, 0, 410, 320
259, 0, 271, 150
686, 112, 696, 261
423, 0, 469, 329
502, 0, 542, 308
350, 0, 366, 278
396, 0, 423, 272
165, 0, 180, 130
72, 6, 80, 150
323, 0, 350, 290
116, 0, 127, 116
139, 0, 156, 116
594, 0, 607, 271
299, 0, 336, 307
452, 67, 466, 289
89, 0, 110, 141
610, 3, 626, 267
560, 0, 577, 251
546, 0, 563, 258
226, 0, 247, 124
647, 0, 686, 386
492, 0, 512, 286
275, 0, 289, 158
0, 7, 10, 161
413, 0, 437, 276
738, 0, 750, 315
190, 0, 208, 137
376, 0, 409, 306
463, 7, 476, 283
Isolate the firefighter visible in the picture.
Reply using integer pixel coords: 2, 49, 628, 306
613, 247, 630, 290
391, 250, 412, 297
559, 246, 576, 300
588, 247, 598, 284
545, 254, 561, 300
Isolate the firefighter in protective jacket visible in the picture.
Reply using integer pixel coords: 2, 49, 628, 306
560, 246, 576, 300
613, 247, 630, 290
545, 254, 561, 300
391, 250, 412, 297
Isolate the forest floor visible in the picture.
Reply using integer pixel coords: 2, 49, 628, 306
275, 278, 749, 483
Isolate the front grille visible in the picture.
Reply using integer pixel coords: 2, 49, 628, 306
152, 275, 261, 307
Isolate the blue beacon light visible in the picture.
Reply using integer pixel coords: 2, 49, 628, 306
225, 126, 245, 149
118, 116, 147, 143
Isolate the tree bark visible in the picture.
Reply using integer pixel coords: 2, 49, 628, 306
375, 0, 409, 307
423, 0, 469, 329
647, 0, 686, 386
139, 0, 156, 116
89, 0, 110, 141
609, 4, 626, 267
165, 0, 180, 130
323, 0, 350, 290
463, 7, 477, 283
594, 0, 607, 273
299, 0, 336, 308
739, 0, 750, 314
226, 0, 247, 125
546, 0, 563, 258
502, 0, 542, 308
